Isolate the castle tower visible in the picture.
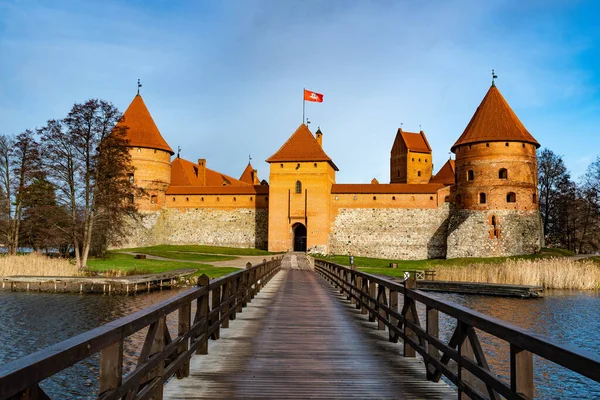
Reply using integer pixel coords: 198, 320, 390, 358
266, 124, 338, 253
117, 94, 174, 212
447, 82, 542, 257
390, 129, 433, 184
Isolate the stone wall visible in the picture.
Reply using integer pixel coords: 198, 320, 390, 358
446, 209, 542, 258
117, 208, 269, 249
328, 205, 450, 259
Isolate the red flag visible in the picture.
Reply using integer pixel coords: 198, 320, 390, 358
304, 89, 323, 102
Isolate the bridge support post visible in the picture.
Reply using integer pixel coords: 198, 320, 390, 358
221, 282, 230, 329
211, 286, 221, 340
368, 280, 377, 322
389, 289, 399, 342
355, 276, 363, 310
177, 302, 191, 378
403, 276, 417, 357
99, 341, 123, 394
347, 271, 353, 302
510, 344, 534, 399
361, 278, 369, 315
377, 285, 387, 331
426, 306, 439, 380
196, 274, 210, 355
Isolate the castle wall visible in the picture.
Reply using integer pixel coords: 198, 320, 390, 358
328, 204, 450, 259
446, 209, 542, 258
119, 207, 269, 250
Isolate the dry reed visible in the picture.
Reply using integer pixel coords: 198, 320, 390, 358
434, 258, 600, 290
0, 253, 80, 277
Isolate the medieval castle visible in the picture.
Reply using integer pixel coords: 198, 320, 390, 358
119, 82, 543, 259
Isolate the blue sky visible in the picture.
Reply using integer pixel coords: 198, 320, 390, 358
1, 0, 599, 183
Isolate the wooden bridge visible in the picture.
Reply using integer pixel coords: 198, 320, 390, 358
1, 254, 599, 399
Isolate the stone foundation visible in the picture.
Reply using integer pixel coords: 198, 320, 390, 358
446, 209, 542, 258
328, 205, 450, 259
116, 208, 269, 249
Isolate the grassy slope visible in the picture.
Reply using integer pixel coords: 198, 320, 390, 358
87, 253, 239, 278
316, 248, 577, 279
119, 244, 278, 258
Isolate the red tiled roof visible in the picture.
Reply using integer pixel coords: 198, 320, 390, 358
332, 183, 445, 194
117, 95, 174, 154
396, 129, 432, 153
239, 163, 260, 185
165, 185, 269, 195
451, 84, 540, 152
266, 124, 339, 170
171, 157, 250, 187
429, 159, 455, 186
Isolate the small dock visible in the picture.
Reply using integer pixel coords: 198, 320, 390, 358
416, 280, 544, 298
0, 268, 196, 295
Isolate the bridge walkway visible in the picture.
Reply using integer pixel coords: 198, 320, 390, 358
164, 253, 454, 399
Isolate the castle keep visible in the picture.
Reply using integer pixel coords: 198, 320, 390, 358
119, 83, 543, 259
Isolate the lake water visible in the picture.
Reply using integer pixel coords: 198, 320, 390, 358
0, 288, 598, 399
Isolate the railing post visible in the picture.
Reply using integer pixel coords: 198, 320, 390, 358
99, 341, 123, 394
197, 274, 210, 355
426, 306, 439, 380
147, 317, 166, 400
211, 285, 221, 340
510, 344, 534, 399
355, 276, 363, 310
243, 263, 251, 307
361, 277, 369, 315
377, 284, 387, 331
389, 289, 398, 342
459, 324, 476, 400
230, 276, 238, 320
368, 279, 377, 322
221, 281, 230, 329
176, 302, 191, 378
403, 275, 417, 357
347, 270, 353, 302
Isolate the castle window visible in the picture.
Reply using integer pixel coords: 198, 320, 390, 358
499, 168, 508, 179
491, 216, 497, 227
373, 196, 377, 200
201, 197, 204, 201
250, 197, 253, 201
314, 163, 317, 167
418, 158, 421, 162
217, 197, 220, 201
507, 192, 516, 203
151, 195, 158, 204
128, 173, 134, 184
486, 143, 490, 147
392, 196, 396, 200
467, 170, 474, 181
233, 197, 236, 201
469, 145, 472, 149
444, 196, 449, 202
154, 149, 157, 153
522, 143, 526, 148
295, 180, 302, 194
397, 171, 400, 177
280, 164, 283, 168
265, 196, 268, 202
137, 148, 141, 153
353, 196, 358, 200
430, 196, 434, 200
186, 197, 189, 202
505, 142, 509, 147
172, 197, 175, 201
418, 171, 421, 177
425, 158, 428, 163
335, 196, 339, 200
410, 196, 415, 201
533, 193, 537, 203
479, 193, 487, 204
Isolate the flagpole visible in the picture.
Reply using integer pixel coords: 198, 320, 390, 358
302, 87, 305, 125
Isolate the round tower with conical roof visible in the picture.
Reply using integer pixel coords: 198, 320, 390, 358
446, 83, 543, 258
117, 94, 174, 212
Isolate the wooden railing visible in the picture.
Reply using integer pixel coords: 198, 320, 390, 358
0, 257, 282, 400
314, 259, 600, 400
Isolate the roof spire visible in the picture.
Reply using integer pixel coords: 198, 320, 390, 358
400, 122, 403, 131
249, 154, 252, 164
491, 69, 498, 87
137, 78, 142, 95
177, 146, 181, 158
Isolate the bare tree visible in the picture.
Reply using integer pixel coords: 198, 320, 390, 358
41, 99, 136, 268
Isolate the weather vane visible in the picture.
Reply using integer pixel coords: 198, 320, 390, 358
177, 146, 181, 158
249, 154, 252, 164
306, 118, 311, 125
137, 79, 142, 95
492, 69, 498, 86
400, 122, 403, 130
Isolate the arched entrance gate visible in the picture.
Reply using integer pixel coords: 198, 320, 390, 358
292, 223, 307, 252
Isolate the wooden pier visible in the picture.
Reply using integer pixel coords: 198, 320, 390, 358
0, 254, 599, 400
0, 268, 197, 294
416, 280, 544, 298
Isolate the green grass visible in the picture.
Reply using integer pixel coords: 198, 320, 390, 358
87, 253, 239, 278
315, 247, 578, 279
119, 244, 278, 258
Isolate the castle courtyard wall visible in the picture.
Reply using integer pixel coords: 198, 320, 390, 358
328, 204, 450, 260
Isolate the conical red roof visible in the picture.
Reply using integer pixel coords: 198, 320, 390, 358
239, 163, 259, 184
117, 94, 174, 154
451, 84, 539, 152
429, 159, 455, 186
266, 124, 338, 170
